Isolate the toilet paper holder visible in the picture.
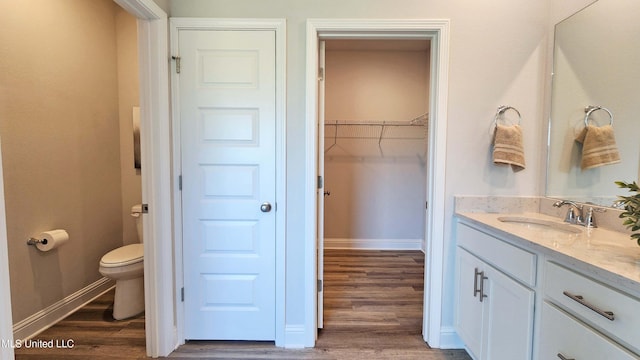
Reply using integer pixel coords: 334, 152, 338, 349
26, 229, 69, 251
27, 238, 48, 246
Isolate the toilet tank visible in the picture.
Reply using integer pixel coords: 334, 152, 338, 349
131, 204, 143, 243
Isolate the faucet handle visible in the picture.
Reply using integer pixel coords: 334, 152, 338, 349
612, 200, 626, 209
583, 206, 604, 228
564, 207, 577, 223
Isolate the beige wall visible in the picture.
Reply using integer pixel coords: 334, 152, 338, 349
324, 44, 429, 243
152, 0, 171, 13
116, 7, 142, 245
0, 0, 140, 323
325, 45, 430, 122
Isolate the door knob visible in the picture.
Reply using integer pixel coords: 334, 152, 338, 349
260, 202, 272, 213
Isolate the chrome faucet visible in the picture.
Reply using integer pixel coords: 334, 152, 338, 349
553, 200, 584, 225
553, 200, 603, 228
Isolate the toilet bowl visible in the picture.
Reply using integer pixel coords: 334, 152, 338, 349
99, 204, 144, 320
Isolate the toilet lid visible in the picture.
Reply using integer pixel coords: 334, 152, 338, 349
100, 244, 143, 268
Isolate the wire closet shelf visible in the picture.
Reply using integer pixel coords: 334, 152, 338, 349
324, 112, 428, 154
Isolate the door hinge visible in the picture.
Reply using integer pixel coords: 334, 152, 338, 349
172, 56, 181, 74
317, 175, 323, 189
318, 67, 324, 81
181, 287, 184, 302
178, 175, 182, 191
141, 204, 149, 214
317, 279, 323, 292
426, 201, 428, 210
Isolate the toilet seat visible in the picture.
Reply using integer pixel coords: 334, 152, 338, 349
100, 244, 143, 268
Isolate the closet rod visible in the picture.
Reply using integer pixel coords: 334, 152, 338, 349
325, 112, 428, 127
324, 121, 423, 127
324, 136, 426, 139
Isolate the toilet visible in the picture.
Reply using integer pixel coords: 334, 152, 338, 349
99, 204, 144, 320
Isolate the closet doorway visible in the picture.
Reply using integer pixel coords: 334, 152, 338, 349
307, 19, 451, 348
318, 38, 430, 331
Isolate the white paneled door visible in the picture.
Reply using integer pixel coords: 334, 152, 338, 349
179, 29, 277, 340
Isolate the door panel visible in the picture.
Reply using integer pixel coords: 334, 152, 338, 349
317, 40, 326, 330
180, 29, 276, 341
455, 248, 485, 359
484, 264, 534, 360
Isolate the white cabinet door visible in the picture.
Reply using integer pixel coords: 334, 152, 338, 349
483, 264, 534, 360
455, 248, 485, 359
455, 247, 535, 360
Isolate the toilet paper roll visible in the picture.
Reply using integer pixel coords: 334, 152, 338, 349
35, 229, 69, 252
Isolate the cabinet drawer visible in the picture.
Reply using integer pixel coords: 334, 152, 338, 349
545, 261, 640, 354
539, 302, 638, 360
457, 223, 536, 286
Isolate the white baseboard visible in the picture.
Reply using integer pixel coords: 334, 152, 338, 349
438, 326, 464, 349
13, 277, 115, 341
324, 238, 423, 250
283, 324, 306, 349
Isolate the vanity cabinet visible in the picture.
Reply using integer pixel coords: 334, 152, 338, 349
455, 214, 640, 360
455, 224, 536, 360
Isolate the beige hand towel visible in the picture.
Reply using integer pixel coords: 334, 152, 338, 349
493, 124, 525, 170
575, 124, 621, 170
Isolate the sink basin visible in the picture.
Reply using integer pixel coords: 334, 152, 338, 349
498, 216, 582, 234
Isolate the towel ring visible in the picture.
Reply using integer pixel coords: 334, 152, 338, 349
494, 105, 522, 127
584, 105, 613, 127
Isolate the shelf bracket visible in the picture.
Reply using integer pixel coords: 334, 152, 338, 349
378, 122, 385, 157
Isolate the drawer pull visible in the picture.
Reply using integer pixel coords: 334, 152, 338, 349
557, 353, 575, 360
479, 271, 488, 302
563, 291, 615, 321
473, 268, 488, 302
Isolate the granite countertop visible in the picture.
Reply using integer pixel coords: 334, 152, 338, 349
456, 211, 640, 295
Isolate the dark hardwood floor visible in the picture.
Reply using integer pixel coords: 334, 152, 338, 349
14, 290, 146, 359
15, 249, 470, 359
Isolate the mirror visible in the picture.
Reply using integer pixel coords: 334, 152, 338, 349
546, 0, 640, 207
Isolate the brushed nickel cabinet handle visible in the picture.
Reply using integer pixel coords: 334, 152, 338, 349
473, 268, 481, 298
479, 271, 488, 302
557, 353, 575, 360
563, 291, 615, 321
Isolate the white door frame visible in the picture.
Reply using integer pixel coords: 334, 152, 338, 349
169, 17, 288, 346
113, 1, 176, 357
113, 0, 176, 356
304, 19, 450, 348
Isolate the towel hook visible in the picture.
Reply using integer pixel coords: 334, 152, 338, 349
494, 105, 522, 127
584, 105, 613, 127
